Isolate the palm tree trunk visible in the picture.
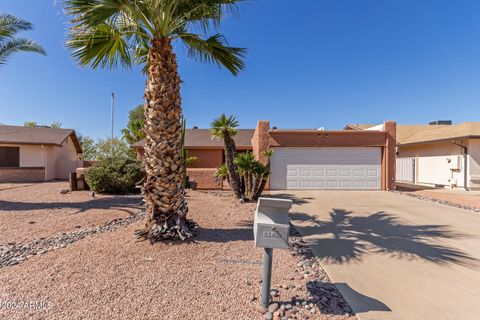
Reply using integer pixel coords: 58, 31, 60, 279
224, 135, 243, 199
140, 38, 194, 242
253, 175, 268, 201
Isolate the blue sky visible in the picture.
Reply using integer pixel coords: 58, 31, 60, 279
1, 0, 479, 139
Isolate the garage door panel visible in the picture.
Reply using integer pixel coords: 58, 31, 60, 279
270, 148, 381, 190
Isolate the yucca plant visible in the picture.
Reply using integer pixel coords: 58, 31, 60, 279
0, 13, 46, 66
210, 113, 243, 199
234, 151, 271, 201
65, 0, 246, 242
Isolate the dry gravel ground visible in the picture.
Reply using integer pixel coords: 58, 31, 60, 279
0, 182, 142, 244
396, 186, 480, 210
0, 188, 355, 320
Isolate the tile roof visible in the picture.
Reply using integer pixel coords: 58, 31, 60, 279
0, 125, 82, 153
345, 122, 480, 145
397, 122, 480, 145
131, 129, 255, 149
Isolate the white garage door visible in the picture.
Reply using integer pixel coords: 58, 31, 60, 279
270, 147, 382, 190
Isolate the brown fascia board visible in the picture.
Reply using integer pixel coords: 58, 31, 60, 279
269, 130, 386, 135
131, 145, 253, 150
187, 146, 252, 150
0, 141, 60, 147
69, 131, 83, 154
399, 135, 480, 147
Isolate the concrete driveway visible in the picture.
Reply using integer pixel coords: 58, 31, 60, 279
271, 190, 480, 320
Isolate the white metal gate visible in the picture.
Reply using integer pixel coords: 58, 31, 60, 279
396, 157, 415, 183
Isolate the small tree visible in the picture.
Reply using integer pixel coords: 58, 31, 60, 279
95, 137, 131, 160
24, 121, 37, 127
234, 152, 271, 201
122, 104, 145, 144
50, 121, 62, 128
212, 114, 273, 201
210, 114, 243, 199
79, 135, 96, 161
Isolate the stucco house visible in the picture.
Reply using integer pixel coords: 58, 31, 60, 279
346, 121, 480, 191
0, 125, 82, 182
133, 121, 397, 191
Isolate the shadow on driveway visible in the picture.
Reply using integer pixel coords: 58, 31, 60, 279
292, 209, 478, 267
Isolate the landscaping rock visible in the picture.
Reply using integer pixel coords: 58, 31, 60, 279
0, 210, 146, 269
268, 303, 279, 313
255, 305, 267, 314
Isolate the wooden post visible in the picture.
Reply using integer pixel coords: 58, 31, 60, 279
69, 172, 78, 191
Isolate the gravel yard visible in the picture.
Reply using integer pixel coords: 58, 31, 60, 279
0, 182, 142, 244
0, 185, 355, 320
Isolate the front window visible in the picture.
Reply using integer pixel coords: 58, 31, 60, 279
0, 147, 20, 167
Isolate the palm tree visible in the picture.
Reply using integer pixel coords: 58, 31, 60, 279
122, 118, 145, 144
122, 104, 146, 144
0, 13, 46, 66
65, 0, 246, 242
210, 113, 243, 199
234, 151, 271, 201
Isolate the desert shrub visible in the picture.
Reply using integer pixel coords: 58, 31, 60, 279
85, 157, 145, 194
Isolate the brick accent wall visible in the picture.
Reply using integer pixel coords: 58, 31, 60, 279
252, 120, 270, 164
187, 168, 222, 189
0, 167, 45, 182
384, 121, 397, 190
187, 149, 223, 168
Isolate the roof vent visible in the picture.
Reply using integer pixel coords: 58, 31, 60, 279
429, 120, 452, 125
192, 126, 198, 129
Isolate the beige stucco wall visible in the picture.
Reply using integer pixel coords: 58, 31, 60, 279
0, 144, 45, 167
0, 137, 78, 181
398, 141, 464, 157
398, 141, 466, 188
0, 144, 45, 168
468, 139, 480, 190
45, 146, 57, 180
50, 136, 79, 180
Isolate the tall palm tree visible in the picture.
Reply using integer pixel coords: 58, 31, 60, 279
0, 13, 46, 66
210, 113, 243, 199
65, 0, 246, 242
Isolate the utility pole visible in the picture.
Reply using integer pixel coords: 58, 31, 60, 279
111, 92, 115, 156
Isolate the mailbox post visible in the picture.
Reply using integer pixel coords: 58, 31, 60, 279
254, 197, 293, 309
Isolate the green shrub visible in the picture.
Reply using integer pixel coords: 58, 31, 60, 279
85, 157, 145, 194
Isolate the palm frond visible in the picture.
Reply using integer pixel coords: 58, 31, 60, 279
0, 13, 33, 40
67, 22, 133, 69
180, 32, 245, 75
210, 113, 239, 140
0, 38, 46, 65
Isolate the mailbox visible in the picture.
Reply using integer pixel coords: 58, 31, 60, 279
254, 197, 293, 249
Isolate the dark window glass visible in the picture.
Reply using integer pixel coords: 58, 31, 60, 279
0, 147, 20, 167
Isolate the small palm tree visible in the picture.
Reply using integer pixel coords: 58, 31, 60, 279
0, 13, 46, 66
210, 113, 243, 199
65, 0, 246, 242
234, 151, 270, 201
122, 119, 145, 144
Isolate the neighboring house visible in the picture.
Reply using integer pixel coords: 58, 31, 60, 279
346, 121, 480, 191
0, 125, 82, 182
132, 121, 396, 191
